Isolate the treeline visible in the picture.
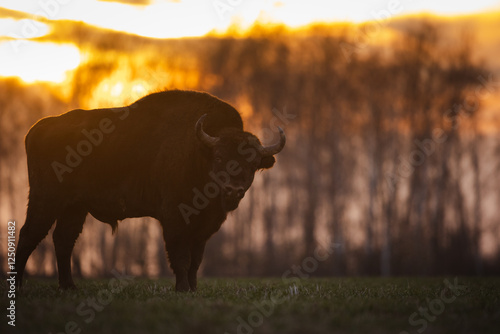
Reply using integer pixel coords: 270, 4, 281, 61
199, 23, 500, 276
0, 20, 499, 278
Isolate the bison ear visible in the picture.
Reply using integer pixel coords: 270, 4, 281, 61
259, 156, 276, 170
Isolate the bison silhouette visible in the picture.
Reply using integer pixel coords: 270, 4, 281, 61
15, 90, 285, 291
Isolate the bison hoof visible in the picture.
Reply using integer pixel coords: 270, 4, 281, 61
175, 281, 191, 292
189, 281, 197, 292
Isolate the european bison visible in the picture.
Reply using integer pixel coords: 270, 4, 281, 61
15, 90, 285, 291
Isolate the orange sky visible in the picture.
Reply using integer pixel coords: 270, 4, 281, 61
0, 0, 499, 83
2, 0, 500, 38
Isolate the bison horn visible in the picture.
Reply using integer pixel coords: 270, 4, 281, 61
196, 114, 219, 147
259, 127, 286, 157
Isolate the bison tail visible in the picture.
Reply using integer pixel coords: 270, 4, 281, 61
108, 220, 119, 234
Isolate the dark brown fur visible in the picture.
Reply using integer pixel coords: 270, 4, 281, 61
15, 90, 283, 291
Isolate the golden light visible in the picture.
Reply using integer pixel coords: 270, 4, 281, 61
0, 41, 81, 83
110, 82, 124, 97
132, 83, 147, 97
2, 0, 500, 40
0, 0, 499, 84
282, 0, 499, 25
84, 64, 157, 108
0, 18, 49, 39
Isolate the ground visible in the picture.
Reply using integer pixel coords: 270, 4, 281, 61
2, 277, 499, 334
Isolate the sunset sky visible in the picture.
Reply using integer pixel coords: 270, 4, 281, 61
2, 0, 500, 37
0, 0, 499, 83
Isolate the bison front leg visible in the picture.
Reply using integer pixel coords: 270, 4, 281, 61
188, 241, 206, 291
164, 234, 191, 292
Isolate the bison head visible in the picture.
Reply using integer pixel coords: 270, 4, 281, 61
196, 114, 286, 211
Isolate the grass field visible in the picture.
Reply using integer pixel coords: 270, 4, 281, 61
2, 277, 499, 334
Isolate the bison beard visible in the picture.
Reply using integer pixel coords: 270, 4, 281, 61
15, 90, 285, 292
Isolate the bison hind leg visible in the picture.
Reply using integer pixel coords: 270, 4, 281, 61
15, 197, 57, 288
53, 205, 87, 290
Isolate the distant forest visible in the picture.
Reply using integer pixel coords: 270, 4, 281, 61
1, 18, 499, 278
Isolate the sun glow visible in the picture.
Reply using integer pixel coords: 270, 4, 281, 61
89, 76, 149, 108
2, 0, 499, 38
0, 18, 49, 38
0, 0, 499, 84
0, 41, 81, 83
